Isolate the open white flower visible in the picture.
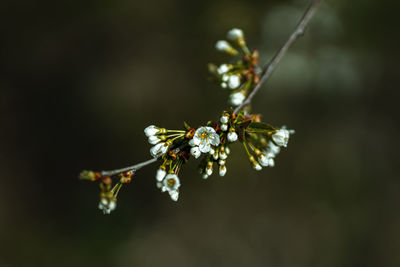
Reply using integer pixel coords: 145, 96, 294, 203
259, 153, 275, 167
272, 129, 290, 147
192, 126, 220, 153
162, 174, 181, 192
267, 141, 281, 156
229, 91, 246, 106
98, 197, 116, 215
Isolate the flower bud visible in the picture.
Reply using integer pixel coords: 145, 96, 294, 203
148, 135, 161, 145
206, 161, 213, 176
156, 168, 166, 181
227, 130, 238, 142
219, 165, 227, 176
144, 125, 159, 137
220, 124, 228, 132
228, 74, 241, 89
229, 91, 246, 106
215, 40, 238, 55
227, 28, 244, 42
217, 64, 232, 75
272, 129, 290, 147
150, 142, 169, 158
220, 115, 229, 124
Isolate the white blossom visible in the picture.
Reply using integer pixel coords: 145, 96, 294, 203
259, 153, 275, 167
225, 146, 231, 155
227, 131, 238, 142
150, 142, 169, 158
202, 174, 209, 179
190, 146, 201, 159
192, 126, 220, 153
229, 91, 246, 106
272, 129, 290, 147
148, 135, 161, 145
219, 165, 227, 176
218, 159, 226, 166
217, 64, 231, 75
267, 142, 281, 155
162, 174, 180, 192
227, 28, 244, 41
98, 197, 116, 215
156, 168, 166, 181
228, 74, 241, 89
221, 82, 227, 88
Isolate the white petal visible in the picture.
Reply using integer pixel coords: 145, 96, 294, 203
169, 190, 179, 201
199, 143, 211, 153
209, 133, 220, 146
190, 146, 201, 159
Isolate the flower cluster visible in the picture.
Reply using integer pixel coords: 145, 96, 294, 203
79, 170, 133, 214
80, 28, 295, 214
142, 110, 293, 202
211, 28, 261, 107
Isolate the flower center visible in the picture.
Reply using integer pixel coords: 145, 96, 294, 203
201, 132, 209, 140
166, 178, 176, 188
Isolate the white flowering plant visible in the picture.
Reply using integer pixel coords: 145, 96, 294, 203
79, 0, 321, 214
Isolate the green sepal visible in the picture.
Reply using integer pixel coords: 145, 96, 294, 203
183, 121, 191, 130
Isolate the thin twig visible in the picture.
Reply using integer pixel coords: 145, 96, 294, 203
234, 0, 322, 114
101, 158, 158, 177
99, 0, 321, 177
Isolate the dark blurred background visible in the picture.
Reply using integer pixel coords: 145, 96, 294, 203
1, 0, 399, 266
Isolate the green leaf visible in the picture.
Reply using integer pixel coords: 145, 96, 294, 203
247, 122, 276, 133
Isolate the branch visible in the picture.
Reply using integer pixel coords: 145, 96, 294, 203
100, 157, 158, 177
234, 0, 322, 114
97, 0, 321, 178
